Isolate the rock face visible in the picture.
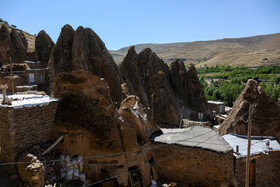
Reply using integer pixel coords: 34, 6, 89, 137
121, 47, 212, 127
52, 71, 156, 186
0, 25, 27, 64
35, 30, 54, 67
118, 95, 161, 143
121, 47, 181, 126
219, 79, 280, 140
48, 25, 122, 103
170, 60, 212, 119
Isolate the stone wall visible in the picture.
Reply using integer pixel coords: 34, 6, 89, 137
151, 143, 235, 187
0, 102, 58, 172
235, 151, 280, 187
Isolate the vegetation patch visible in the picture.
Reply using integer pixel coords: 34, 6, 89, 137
198, 65, 280, 106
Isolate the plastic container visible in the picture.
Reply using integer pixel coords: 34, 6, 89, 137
65, 155, 70, 163
79, 172, 86, 182
77, 155, 83, 163
60, 168, 66, 179
66, 174, 72, 180
73, 168, 79, 177
65, 161, 72, 168
79, 160, 84, 172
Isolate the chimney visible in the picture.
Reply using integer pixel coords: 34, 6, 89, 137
236, 145, 239, 154
266, 141, 270, 148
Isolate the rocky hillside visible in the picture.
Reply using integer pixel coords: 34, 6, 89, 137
110, 33, 280, 67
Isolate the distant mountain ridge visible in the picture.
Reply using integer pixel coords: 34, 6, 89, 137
110, 33, 280, 67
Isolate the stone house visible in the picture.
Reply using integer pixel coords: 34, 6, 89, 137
0, 61, 49, 92
151, 126, 236, 187
0, 94, 59, 173
208, 100, 226, 115
223, 134, 280, 187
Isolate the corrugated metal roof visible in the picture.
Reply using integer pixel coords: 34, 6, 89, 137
153, 126, 233, 153
223, 134, 280, 158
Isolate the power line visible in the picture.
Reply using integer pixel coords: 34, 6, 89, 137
83, 132, 219, 187
0, 110, 252, 167
83, 111, 252, 186
0, 129, 213, 166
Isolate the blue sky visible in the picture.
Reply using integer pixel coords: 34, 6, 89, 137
1, 0, 280, 50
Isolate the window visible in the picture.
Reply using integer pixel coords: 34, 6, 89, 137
129, 166, 141, 187
38, 74, 45, 82
29, 73, 35, 83
198, 112, 204, 121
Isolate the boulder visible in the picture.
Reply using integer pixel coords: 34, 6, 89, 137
219, 79, 280, 140
48, 25, 122, 104
35, 30, 54, 67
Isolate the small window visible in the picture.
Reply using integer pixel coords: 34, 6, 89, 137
38, 74, 45, 82
198, 112, 204, 121
29, 73, 35, 83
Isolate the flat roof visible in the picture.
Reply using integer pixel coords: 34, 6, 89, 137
153, 126, 233, 153
208, 100, 225, 105
0, 94, 59, 109
223, 134, 280, 158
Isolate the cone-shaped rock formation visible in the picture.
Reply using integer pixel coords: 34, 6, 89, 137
121, 47, 212, 127
219, 79, 280, 140
35, 30, 54, 67
0, 25, 27, 64
48, 25, 122, 103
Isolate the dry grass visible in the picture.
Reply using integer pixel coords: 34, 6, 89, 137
110, 33, 280, 67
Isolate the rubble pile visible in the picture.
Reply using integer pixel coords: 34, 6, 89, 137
17, 153, 44, 187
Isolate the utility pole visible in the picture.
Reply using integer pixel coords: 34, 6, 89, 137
179, 106, 184, 128
245, 104, 253, 187
10, 58, 15, 94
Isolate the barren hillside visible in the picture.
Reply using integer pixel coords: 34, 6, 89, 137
110, 33, 280, 67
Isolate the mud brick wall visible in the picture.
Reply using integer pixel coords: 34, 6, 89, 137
235, 151, 280, 187
152, 143, 235, 186
0, 102, 58, 166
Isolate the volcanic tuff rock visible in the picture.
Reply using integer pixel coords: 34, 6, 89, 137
0, 25, 27, 64
48, 24, 75, 75
48, 25, 122, 103
219, 79, 280, 140
121, 47, 212, 127
118, 95, 161, 143
52, 71, 154, 186
169, 59, 212, 119
121, 47, 181, 126
53, 71, 120, 148
35, 30, 54, 67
